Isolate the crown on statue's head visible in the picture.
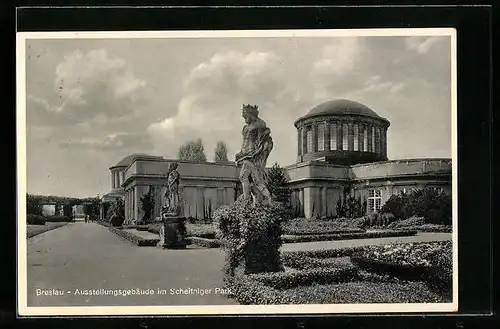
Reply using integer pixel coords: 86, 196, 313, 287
242, 104, 259, 111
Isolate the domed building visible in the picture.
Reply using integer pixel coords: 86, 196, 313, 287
294, 99, 390, 165
101, 99, 452, 222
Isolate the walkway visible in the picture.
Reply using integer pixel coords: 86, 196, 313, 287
26, 222, 452, 307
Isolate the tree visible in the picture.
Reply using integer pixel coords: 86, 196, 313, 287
178, 138, 207, 162
213, 141, 229, 162
26, 194, 43, 216
266, 162, 291, 204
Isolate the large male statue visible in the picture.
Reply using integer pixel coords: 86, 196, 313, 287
235, 104, 273, 206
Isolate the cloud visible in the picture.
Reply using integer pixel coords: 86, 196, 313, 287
148, 50, 301, 163
405, 36, 442, 54
58, 132, 153, 151
313, 38, 364, 76
27, 48, 146, 128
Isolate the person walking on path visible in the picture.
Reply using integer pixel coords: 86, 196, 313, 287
85, 215, 88, 223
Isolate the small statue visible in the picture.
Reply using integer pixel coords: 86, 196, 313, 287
235, 104, 273, 206
162, 162, 181, 217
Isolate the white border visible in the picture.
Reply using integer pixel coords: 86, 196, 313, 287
17, 28, 458, 317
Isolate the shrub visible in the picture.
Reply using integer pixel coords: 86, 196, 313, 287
387, 216, 425, 229
379, 213, 396, 226
214, 196, 290, 279
266, 163, 292, 205
139, 186, 155, 224
27, 214, 46, 225
109, 199, 125, 227
45, 215, 72, 222
381, 194, 406, 220
384, 188, 452, 224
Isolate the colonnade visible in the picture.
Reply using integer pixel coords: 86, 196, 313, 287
297, 120, 387, 157
111, 170, 125, 189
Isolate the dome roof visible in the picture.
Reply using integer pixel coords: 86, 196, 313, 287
296, 99, 388, 125
113, 153, 156, 168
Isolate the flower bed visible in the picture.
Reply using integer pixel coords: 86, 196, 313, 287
283, 226, 365, 235
395, 224, 452, 233
187, 237, 220, 248
387, 216, 425, 229
350, 241, 452, 297
107, 225, 159, 246
281, 230, 417, 243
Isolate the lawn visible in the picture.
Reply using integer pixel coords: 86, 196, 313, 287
27, 222, 69, 238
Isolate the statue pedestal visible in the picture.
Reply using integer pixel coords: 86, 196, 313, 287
157, 216, 187, 249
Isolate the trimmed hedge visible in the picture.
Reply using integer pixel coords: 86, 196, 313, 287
396, 224, 452, 233
107, 225, 159, 246
282, 254, 353, 271
27, 214, 46, 225
45, 215, 72, 222
281, 230, 417, 243
187, 237, 221, 248
248, 265, 359, 289
283, 227, 365, 235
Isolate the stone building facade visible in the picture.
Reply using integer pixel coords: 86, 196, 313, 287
100, 99, 452, 221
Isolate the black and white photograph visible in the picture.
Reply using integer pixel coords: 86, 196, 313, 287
17, 29, 457, 316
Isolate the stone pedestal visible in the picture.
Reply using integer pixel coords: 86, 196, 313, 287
157, 216, 187, 249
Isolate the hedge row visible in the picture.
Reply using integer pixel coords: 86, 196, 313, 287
27, 214, 46, 225
229, 275, 293, 305
45, 215, 73, 223
107, 225, 159, 247
283, 227, 365, 236
187, 237, 221, 248
281, 230, 417, 243
248, 265, 359, 289
282, 253, 353, 271
395, 224, 452, 233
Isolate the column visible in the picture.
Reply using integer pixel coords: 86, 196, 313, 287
348, 122, 354, 151
302, 126, 308, 155
303, 187, 312, 219
111, 172, 115, 189
311, 123, 318, 152
124, 190, 128, 222
337, 122, 343, 150
321, 187, 328, 218
358, 123, 364, 152
298, 188, 304, 218
324, 120, 330, 151
120, 172, 125, 185
367, 123, 373, 152
297, 128, 302, 156
383, 128, 387, 157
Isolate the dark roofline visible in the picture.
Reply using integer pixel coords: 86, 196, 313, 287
294, 112, 390, 128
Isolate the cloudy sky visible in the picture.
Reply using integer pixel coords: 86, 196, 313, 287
23, 33, 452, 198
